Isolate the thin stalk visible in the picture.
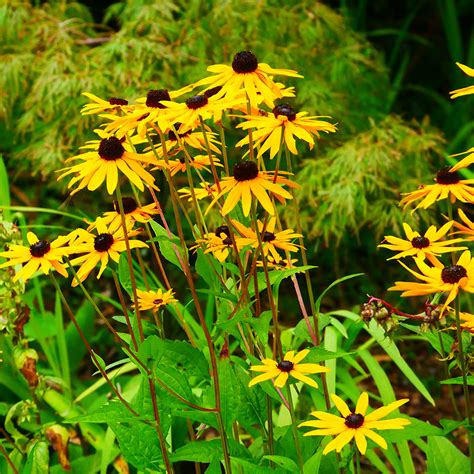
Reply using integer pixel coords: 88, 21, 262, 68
0, 443, 18, 474
265, 395, 274, 458
218, 123, 230, 176
355, 448, 361, 474
286, 386, 304, 473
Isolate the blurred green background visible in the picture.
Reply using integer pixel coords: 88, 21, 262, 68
1, 0, 473, 312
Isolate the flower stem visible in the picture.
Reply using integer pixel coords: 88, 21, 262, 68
285, 386, 304, 473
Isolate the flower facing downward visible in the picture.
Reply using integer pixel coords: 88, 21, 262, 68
237, 104, 337, 159
136, 288, 177, 311
400, 167, 474, 212
248, 349, 330, 388
0, 232, 69, 281
207, 160, 293, 217
378, 221, 466, 263
193, 51, 302, 108
299, 393, 410, 455
388, 250, 474, 314
449, 62, 474, 99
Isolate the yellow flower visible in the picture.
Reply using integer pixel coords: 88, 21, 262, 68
446, 307, 474, 333
193, 51, 302, 108
157, 154, 223, 177
81, 92, 131, 116
299, 392, 410, 455
449, 147, 474, 172
178, 182, 217, 202
237, 104, 337, 159
257, 256, 299, 270
69, 218, 147, 286
400, 167, 474, 212
452, 209, 474, 241
388, 250, 474, 314
88, 197, 160, 233
232, 217, 302, 262
136, 288, 177, 311
57, 136, 159, 195
248, 349, 330, 388
378, 221, 465, 263
449, 62, 474, 99
0, 232, 69, 281
207, 161, 293, 217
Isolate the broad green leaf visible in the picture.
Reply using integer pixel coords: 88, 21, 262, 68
170, 439, 248, 463
117, 253, 132, 295
261, 455, 298, 472
440, 375, 474, 385
231, 457, 282, 473
426, 436, 470, 474
195, 248, 220, 288
148, 220, 184, 270
67, 400, 145, 423
439, 418, 467, 434
21, 441, 49, 474
218, 358, 239, 432
205, 455, 222, 474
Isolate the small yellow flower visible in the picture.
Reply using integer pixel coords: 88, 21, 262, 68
378, 221, 465, 263
81, 92, 131, 116
299, 392, 410, 455
400, 167, 474, 212
248, 349, 330, 389
257, 256, 299, 270
136, 288, 177, 311
388, 250, 474, 314
157, 154, 223, 177
237, 104, 336, 159
0, 232, 70, 281
449, 62, 474, 99
178, 182, 217, 202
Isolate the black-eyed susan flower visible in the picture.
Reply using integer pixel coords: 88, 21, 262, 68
449, 62, 474, 99
81, 93, 130, 116
136, 288, 177, 311
452, 209, 474, 241
178, 182, 217, 202
299, 392, 410, 455
232, 217, 302, 262
88, 197, 160, 233
57, 136, 159, 195
400, 167, 474, 212
161, 93, 240, 132
157, 154, 222, 177
237, 104, 337, 159
193, 224, 246, 262
207, 160, 293, 217
388, 250, 474, 313
248, 349, 330, 388
257, 256, 299, 270
378, 221, 466, 263
0, 232, 69, 281
446, 306, 474, 333
193, 51, 302, 108
69, 218, 147, 286
449, 147, 474, 172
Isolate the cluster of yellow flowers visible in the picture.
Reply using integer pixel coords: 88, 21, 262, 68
0, 50, 412, 456
379, 62, 474, 332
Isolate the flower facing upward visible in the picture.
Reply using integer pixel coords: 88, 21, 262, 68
299, 393, 410, 455
88, 197, 160, 233
400, 167, 474, 212
237, 104, 337, 159
57, 136, 159, 195
232, 217, 302, 262
69, 219, 147, 286
0, 232, 69, 281
388, 250, 474, 314
136, 288, 177, 311
378, 221, 466, 263
81, 93, 130, 115
248, 349, 330, 388
449, 62, 474, 99
193, 51, 303, 108
207, 160, 293, 217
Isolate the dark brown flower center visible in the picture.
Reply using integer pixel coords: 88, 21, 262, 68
109, 97, 128, 106
29, 240, 51, 257
273, 104, 297, 121
441, 265, 467, 284
153, 298, 163, 305
167, 123, 190, 141
411, 236, 430, 248
345, 413, 365, 429
233, 161, 259, 182
262, 231, 276, 242
436, 167, 460, 185
94, 233, 114, 252
232, 51, 258, 73
98, 137, 125, 161
277, 360, 294, 372
186, 95, 208, 110
114, 197, 138, 214
222, 236, 232, 246
204, 86, 222, 98
215, 225, 231, 238
146, 89, 171, 108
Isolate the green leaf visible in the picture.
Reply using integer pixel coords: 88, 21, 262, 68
205, 455, 222, 474
21, 441, 49, 474
426, 436, 470, 474
148, 220, 184, 270
382, 417, 443, 442
90, 350, 106, 373
248, 266, 316, 296
170, 439, 248, 463
118, 253, 132, 295
0, 155, 11, 221
314, 273, 364, 314
439, 418, 467, 434
195, 249, 220, 288
66, 400, 144, 423
247, 310, 272, 344
261, 455, 298, 472
440, 376, 474, 385
218, 358, 239, 432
